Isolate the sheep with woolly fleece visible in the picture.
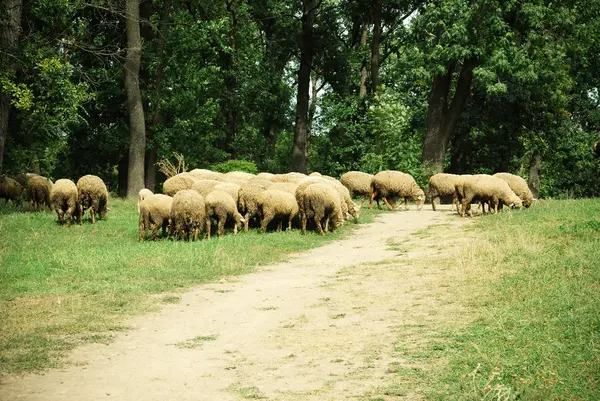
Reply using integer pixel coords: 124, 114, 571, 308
237, 179, 273, 232
163, 174, 196, 196
271, 172, 307, 183
340, 171, 373, 205
493, 172, 534, 208
138, 194, 173, 241
0, 176, 24, 205
323, 176, 360, 222
13, 173, 38, 188
50, 179, 81, 227
427, 173, 461, 211
138, 188, 154, 213
188, 169, 225, 181
170, 190, 206, 241
26, 175, 53, 211
77, 175, 108, 223
191, 179, 222, 197
300, 183, 345, 236
224, 171, 255, 182
369, 171, 425, 211
309, 172, 322, 177
268, 182, 299, 195
297, 177, 349, 218
256, 172, 275, 180
257, 189, 299, 232
205, 190, 245, 239
213, 182, 241, 203
456, 175, 522, 217
296, 178, 347, 229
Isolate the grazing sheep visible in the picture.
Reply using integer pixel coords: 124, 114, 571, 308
238, 180, 273, 232
26, 175, 53, 211
301, 183, 345, 236
213, 182, 241, 203
224, 171, 255, 182
256, 172, 275, 181
456, 175, 523, 217
427, 173, 461, 211
191, 179, 222, 197
257, 189, 299, 232
271, 172, 307, 183
13, 173, 38, 189
296, 178, 346, 231
268, 182, 299, 195
340, 171, 373, 205
493, 172, 534, 208
369, 171, 425, 211
138, 188, 154, 213
309, 172, 322, 177
50, 179, 81, 227
139, 194, 173, 241
77, 175, 108, 223
170, 190, 206, 241
205, 190, 245, 239
163, 174, 196, 196
323, 176, 360, 222
188, 169, 225, 181
0, 176, 24, 205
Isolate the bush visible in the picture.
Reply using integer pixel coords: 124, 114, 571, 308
210, 160, 258, 174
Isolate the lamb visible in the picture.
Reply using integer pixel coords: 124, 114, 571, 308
0, 176, 24, 205
237, 180, 273, 232
257, 189, 299, 232
170, 190, 206, 241
77, 175, 109, 223
340, 171, 373, 205
213, 182, 241, 203
26, 175, 53, 211
205, 190, 245, 239
427, 173, 461, 211
300, 183, 345, 236
138, 188, 154, 213
456, 175, 523, 217
369, 171, 425, 211
50, 179, 81, 227
163, 174, 196, 196
493, 173, 534, 208
138, 194, 173, 241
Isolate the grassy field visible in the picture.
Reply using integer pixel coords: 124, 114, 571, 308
385, 199, 600, 400
0, 199, 382, 374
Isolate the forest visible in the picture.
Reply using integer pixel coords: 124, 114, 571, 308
1, 0, 600, 199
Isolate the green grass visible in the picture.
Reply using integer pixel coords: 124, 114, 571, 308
388, 199, 600, 400
0, 198, 383, 374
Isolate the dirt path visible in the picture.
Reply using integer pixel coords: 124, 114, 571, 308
1, 207, 468, 401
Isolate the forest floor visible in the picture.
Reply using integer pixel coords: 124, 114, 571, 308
0, 205, 469, 400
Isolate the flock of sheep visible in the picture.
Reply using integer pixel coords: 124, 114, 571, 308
0, 168, 533, 241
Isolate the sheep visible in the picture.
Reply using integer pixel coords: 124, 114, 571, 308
256, 172, 275, 181
369, 171, 425, 211
268, 182, 299, 195
188, 169, 225, 181
456, 175, 523, 217
237, 180, 273, 232
170, 190, 206, 241
427, 173, 461, 211
205, 190, 245, 239
0, 176, 24, 205
493, 172, 534, 208
296, 178, 349, 229
340, 171, 373, 206
13, 173, 38, 188
224, 171, 255, 182
213, 182, 241, 203
76, 175, 109, 223
50, 179, 81, 227
300, 183, 345, 236
138, 188, 154, 213
271, 172, 307, 183
139, 194, 173, 241
26, 175, 53, 211
163, 174, 196, 196
309, 172, 322, 177
323, 176, 360, 222
191, 179, 222, 197
257, 189, 299, 232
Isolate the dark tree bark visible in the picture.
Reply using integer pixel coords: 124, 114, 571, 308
292, 0, 320, 173
422, 58, 476, 172
125, 0, 146, 198
219, 0, 238, 158
359, 22, 369, 97
0, 0, 23, 174
308, 73, 318, 134
528, 151, 541, 199
370, 0, 382, 94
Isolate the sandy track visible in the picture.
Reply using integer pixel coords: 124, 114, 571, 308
1, 207, 465, 401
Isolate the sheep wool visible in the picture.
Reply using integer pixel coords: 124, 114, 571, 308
170, 190, 206, 241
369, 170, 425, 211
138, 188, 154, 213
163, 174, 196, 197
340, 171, 373, 205
77, 175, 108, 223
257, 189, 299, 232
139, 194, 173, 241
427, 173, 461, 211
457, 175, 523, 217
205, 190, 245, 239
493, 173, 534, 208
50, 179, 81, 227
301, 183, 344, 236
0, 176, 24, 205
237, 180, 273, 232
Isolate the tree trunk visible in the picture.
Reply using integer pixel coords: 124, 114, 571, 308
370, 0, 382, 95
125, 0, 146, 198
144, 146, 157, 191
0, 0, 23, 174
422, 58, 475, 172
308, 73, 318, 134
221, 0, 238, 158
359, 22, 369, 97
528, 151, 541, 199
292, 0, 318, 173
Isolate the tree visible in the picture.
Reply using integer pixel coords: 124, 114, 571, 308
125, 0, 146, 198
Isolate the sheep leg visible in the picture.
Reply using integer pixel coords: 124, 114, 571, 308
65, 206, 75, 228
431, 195, 437, 211
301, 211, 307, 234
277, 219, 282, 232
404, 197, 409, 211
324, 217, 329, 233
288, 216, 293, 230
360, 194, 367, 206
369, 191, 377, 209
314, 212, 325, 236
138, 224, 144, 241
56, 209, 64, 225
383, 196, 394, 211
91, 208, 96, 224
244, 212, 250, 232
205, 217, 212, 240
261, 212, 273, 233
151, 223, 159, 241
218, 217, 226, 238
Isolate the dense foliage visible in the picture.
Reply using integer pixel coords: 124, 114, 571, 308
1, 0, 599, 196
